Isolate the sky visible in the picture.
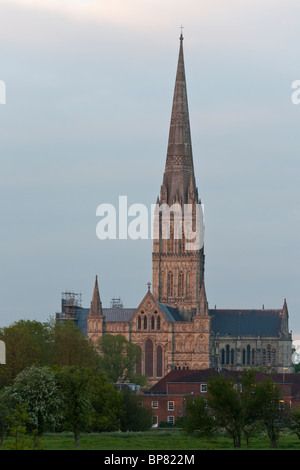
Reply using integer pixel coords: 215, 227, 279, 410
0, 0, 299, 338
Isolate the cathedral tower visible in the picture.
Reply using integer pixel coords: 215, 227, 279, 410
152, 34, 205, 320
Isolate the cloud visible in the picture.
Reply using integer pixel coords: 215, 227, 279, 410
1, 0, 298, 48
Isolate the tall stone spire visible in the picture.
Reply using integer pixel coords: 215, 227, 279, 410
162, 33, 197, 205
196, 277, 209, 317
89, 275, 102, 317
152, 35, 205, 317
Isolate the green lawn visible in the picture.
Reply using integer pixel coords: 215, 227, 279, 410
34, 429, 300, 450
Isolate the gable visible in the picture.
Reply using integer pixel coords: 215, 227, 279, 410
130, 290, 183, 324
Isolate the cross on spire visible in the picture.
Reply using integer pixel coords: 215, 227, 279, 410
180, 25, 184, 40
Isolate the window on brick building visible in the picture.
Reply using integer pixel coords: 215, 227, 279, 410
152, 416, 158, 427
168, 401, 174, 411
151, 401, 158, 409
167, 416, 174, 425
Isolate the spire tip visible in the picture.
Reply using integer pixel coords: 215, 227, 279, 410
180, 25, 184, 41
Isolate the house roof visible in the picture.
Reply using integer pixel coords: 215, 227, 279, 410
146, 368, 285, 395
209, 309, 282, 336
146, 369, 246, 394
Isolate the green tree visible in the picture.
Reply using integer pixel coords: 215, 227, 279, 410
183, 371, 268, 447
7, 366, 63, 435
204, 371, 286, 448
0, 387, 13, 446
51, 320, 100, 368
97, 334, 143, 384
289, 406, 300, 439
56, 366, 93, 448
3, 404, 32, 450
239, 369, 264, 447
207, 374, 244, 447
182, 395, 216, 438
254, 378, 286, 448
0, 320, 53, 387
89, 373, 124, 432
120, 389, 152, 431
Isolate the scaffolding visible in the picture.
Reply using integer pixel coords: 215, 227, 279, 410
110, 297, 123, 309
56, 291, 82, 324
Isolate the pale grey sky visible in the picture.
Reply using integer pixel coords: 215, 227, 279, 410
0, 0, 299, 337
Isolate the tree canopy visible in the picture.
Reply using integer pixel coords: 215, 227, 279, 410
97, 334, 144, 384
183, 370, 288, 448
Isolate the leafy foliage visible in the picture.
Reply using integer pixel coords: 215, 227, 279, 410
120, 389, 152, 432
7, 365, 63, 435
97, 334, 144, 384
182, 370, 289, 449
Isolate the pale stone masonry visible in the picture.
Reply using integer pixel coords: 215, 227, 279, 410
85, 35, 294, 385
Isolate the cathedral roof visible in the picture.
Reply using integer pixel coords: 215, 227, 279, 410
157, 303, 184, 322
102, 308, 135, 322
209, 309, 283, 336
101, 304, 183, 323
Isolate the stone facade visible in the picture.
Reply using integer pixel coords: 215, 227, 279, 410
86, 35, 294, 383
88, 280, 211, 386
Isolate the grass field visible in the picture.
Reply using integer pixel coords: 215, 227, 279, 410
32, 429, 300, 450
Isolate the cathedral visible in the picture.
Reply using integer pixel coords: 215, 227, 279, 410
59, 35, 294, 384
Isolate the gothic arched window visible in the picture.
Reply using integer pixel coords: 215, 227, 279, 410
157, 345, 163, 377
143, 316, 147, 330
252, 349, 255, 365
178, 271, 184, 297
242, 349, 246, 365
262, 349, 266, 365
157, 316, 161, 330
145, 339, 153, 377
221, 349, 225, 365
186, 271, 191, 299
226, 344, 230, 364
168, 271, 173, 297
137, 316, 141, 330
267, 344, 271, 364
247, 345, 251, 365
151, 316, 155, 330
231, 348, 234, 365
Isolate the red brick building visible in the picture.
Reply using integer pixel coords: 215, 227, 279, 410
142, 369, 300, 426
